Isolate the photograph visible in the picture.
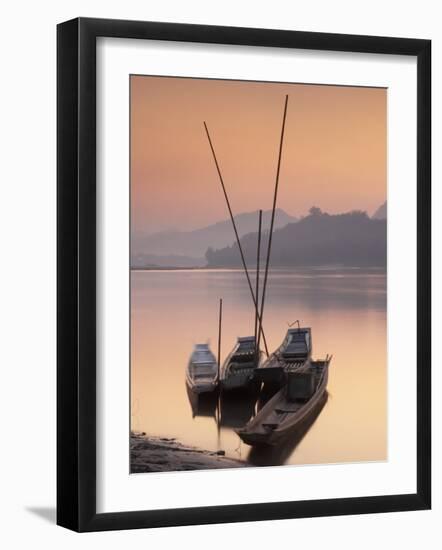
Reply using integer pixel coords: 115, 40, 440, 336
130, 75, 387, 473
0, 0, 434, 542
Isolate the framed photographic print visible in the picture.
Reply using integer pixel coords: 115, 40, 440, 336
57, 17, 431, 532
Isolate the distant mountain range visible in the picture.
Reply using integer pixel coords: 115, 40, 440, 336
131, 202, 387, 269
206, 209, 386, 268
372, 201, 387, 220
131, 209, 297, 267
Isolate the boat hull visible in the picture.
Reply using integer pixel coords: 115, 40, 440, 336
186, 344, 218, 395
253, 327, 313, 394
239, 385, 327, 446
237, 361, 330, 446
185, 377, 218, 395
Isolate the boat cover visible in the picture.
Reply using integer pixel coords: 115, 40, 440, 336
286, 371, 315, 401
191, 344, 216, 366
282, 328, 311, 359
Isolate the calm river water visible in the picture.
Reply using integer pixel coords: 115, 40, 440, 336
131, 268, 387, 467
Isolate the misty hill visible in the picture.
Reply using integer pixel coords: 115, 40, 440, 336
372, 201, 387, 219
132, 209, 297, 260
205, 209, 386, 268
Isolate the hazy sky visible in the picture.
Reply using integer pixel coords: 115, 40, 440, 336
131, 76, 386, 234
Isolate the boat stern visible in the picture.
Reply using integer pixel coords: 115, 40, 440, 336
236, 428, 276, 447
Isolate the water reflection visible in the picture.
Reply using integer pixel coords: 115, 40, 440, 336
131, 268, 387, 467
218, 391, 258, 429
185, 385, 329, 467
186, 387, 258, 431
186, 385, 218, 419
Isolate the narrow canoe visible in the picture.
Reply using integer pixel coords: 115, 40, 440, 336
220, 336, 262, 392
186, 343, 218, 395
254, 327, 312, 394
237, 356, 331, 446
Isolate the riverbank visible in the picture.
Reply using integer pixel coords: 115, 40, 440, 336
130, 432, 248, 473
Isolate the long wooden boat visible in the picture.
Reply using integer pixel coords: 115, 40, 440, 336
254, 327, 312, 392
186, 344, 218, 395
236, 355, 331, 446
220, 336, 263, 392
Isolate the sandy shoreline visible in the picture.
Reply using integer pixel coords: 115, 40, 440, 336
130, 432, 248, 473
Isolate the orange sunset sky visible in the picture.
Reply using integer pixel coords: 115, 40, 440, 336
131, 76, 386, 234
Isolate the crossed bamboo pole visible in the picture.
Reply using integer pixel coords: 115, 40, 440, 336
204, 94, 289, 360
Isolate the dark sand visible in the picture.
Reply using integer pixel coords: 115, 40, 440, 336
130, 432, 248, 473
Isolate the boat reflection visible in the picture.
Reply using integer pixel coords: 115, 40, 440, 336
186, 384, 218, 419
186, 382, 259, 428
186, 378, 330, 467
246, 392, 328, 466
218, 391, 258, 429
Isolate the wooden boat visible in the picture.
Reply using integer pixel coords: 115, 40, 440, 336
254, 327, 312, 393
236, 356, 331, 446
186, 344, 218, 395
247, 393, 328, 466
220, 336, 263, 392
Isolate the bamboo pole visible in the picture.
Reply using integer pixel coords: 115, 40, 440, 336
216, 298, 223, 438
258, 95, 289, 350
217, 298, 223, 381
204, 122, 269, 356
253, 210, 262, 366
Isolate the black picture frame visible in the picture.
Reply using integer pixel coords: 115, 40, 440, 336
57, 17, 431, 532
